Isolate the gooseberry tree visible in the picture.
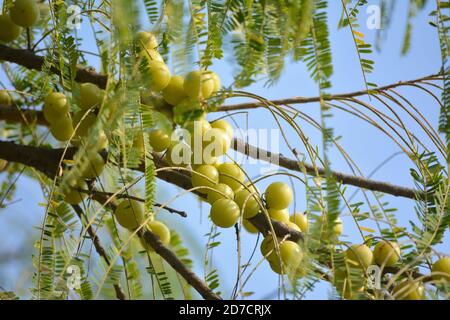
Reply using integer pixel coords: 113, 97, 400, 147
0, 0, 449, 301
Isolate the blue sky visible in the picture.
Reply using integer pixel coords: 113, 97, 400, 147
0, 0, 448, 299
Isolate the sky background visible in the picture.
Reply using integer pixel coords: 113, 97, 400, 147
0, 0, 448, 299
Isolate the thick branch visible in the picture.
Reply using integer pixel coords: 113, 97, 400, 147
232, 138, 419, 199
0, 44, 107, 88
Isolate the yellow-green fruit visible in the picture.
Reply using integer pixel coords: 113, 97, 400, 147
0, 90, 12, 105
0, 15, 22, 42
0, 160, 8, 171
80, 83, 103, 109
64, 181, 87, 205
82, 153, 105, 179
320, 215, 343, 238
270, 241, 303, 273
164, 143, 191, 167
9, 0, 40, 27
290, 212, 308, 233
265, 182, 293, 210
73, 111, 96, 139
202, 128, 231, 157
373, 240, 401, 267
50, 115, 74, 141
162, 75, 186, 106
392, 280, 424, 300
210, 198, 240, 228
207, 183, 234, 205
217, 162, 245, 191
242, 219, 258, 234
268, 208, 290, 223
345, 244, 373, 270
431, 257, 450, 282
149, 129, 171, 152
260, 236, 277, 261
285, 221, 301, 232
43, 92, 68, 124
211, 119, 233, 140
146, 60, 171, 91
209, 71, 221, 93
235, 188, 261, 219
191, 164, 219, 194
183, 70, 214, 99
137, 31, 158, 50
184, 118, 211, 136
141, 220, 171, 251
269, 259, 283, 275
141, 48, 164, 63
114, 199, 144, 230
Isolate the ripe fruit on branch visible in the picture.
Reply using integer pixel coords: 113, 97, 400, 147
211, 119, 233, 140
431, 257, 450, 282
0, 90, 12, 105
49, 115, 74, 141
63, 181, 87, 205
207, 183, 234, 205
284, 221, 301, 232
43, 92, 69, 124
9, 0, 40, 27
373, 240, 401, 267
202, 128, 231, 157
164, 142, 191, 167
136, 31, 158, 50
141, 220, 171, 251
183, 70, 215, 99
208, 71, 221, 93
242, 219, 258, 234
73, 111, 96, 141
162, 75, 186, 106
149, 129, 171, 152
234, 188, 261, 218
191, 164, 219, 194
82, 152, 105, 179
268, 208, 290, 223
345, 244, 373, 269
217, 162, 245, 191
210, 198, 240, 228
265, 182, 293, 210
392, 280, 424, 300
140, 48, 164, 63
270, 240, 303, 275
146, 60, 171, 91
80, 83, 104, 109
0, 15, 22, 42
290, 212, 308, 232
114, 199, 144, 230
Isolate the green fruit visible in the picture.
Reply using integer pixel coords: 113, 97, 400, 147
43, 92, 69, 124
164, 143, 191, 167
210, 198, 240, 228
140, 48, 164, 63
268, 208, 289, 223
207, 183, 234, 204
183, 70, 214, 99
149, 129, 171, 152
141, 220, 171, 251
137, 31, 158, 50
234, 188, 261, 218
184, 118, 211, 136
260, 236, 278, 261
80, 83, 103, 109
50, 115, 74, 141
392, 280, 424, 300
345, 244, 373, 270
431, 257, 450, 282
202, 128, 231, 157
0, 14, 22, 42
82, 153, 105, 179
285, 221, 301, 232
290, 212, 308, 232
270, 241, 303, 274
373, 240, 401, 267
73, 111, 96, 140
211, 119, 233, 140
265, 182, 293, 210
217, 162, 245, 191
64, 181, 87, 205
162, 75, 186, 106
191, 164, 219, 194
9, 0, 40, 27
114, 199, 144, 230
146, 60, 171, 91
0, 90, 12, 105
242, 219, 258, 234
208, 71, 221, 93
319, 215, 343, 238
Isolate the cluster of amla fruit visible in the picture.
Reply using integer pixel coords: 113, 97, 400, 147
0, 0, 41, 43
337, 241, 450, 299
